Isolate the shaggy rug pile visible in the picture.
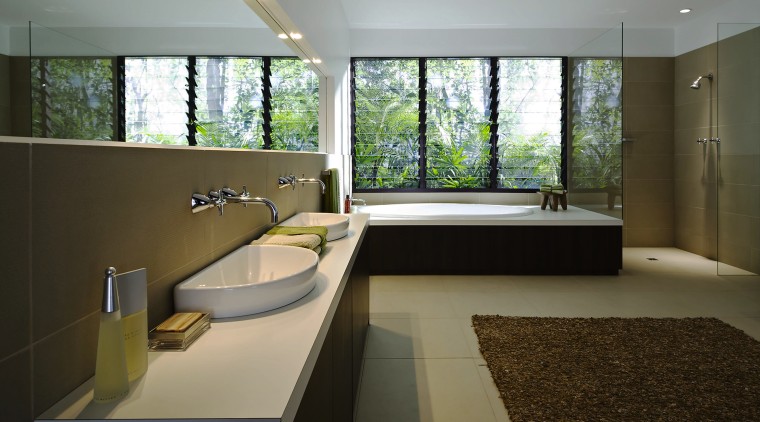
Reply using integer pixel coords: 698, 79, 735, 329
472, 316, 760, 421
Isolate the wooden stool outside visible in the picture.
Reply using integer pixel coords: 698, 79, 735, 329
538, 191, 567, 211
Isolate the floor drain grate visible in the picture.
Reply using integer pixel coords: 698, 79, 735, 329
646, 258, 659, 261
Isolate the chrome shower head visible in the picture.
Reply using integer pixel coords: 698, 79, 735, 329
690, 73, 713, 89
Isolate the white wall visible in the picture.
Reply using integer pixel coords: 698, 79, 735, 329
675, 0, 760, 56
350, 27, 674, 57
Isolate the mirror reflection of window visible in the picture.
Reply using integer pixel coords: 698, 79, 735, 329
194, 57, 265, 149
31, 57, 115, 141
125, 57, 189, 145
30, 55, 319, 152
270, 58, 319, 152
569, 58, 623, 191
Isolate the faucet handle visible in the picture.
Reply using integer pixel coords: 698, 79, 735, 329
221, 187, 238, 197
208, 188, 225, 215
240, 185, 250, 198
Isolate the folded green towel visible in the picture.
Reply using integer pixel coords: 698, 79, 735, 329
266, 225, 328, 249
251, 234, 322, 253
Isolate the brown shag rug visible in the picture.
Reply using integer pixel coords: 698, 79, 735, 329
472, 316, 760, 421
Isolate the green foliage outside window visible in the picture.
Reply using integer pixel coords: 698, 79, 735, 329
31, 58, 114, 141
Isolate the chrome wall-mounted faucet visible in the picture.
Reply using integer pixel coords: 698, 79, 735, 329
221, 186, 279, 223
191, 185, 278, 222
294, 174, 326, 194
278, 175, 297, 190
207, 188, 227, 215
191, 193, 215, 213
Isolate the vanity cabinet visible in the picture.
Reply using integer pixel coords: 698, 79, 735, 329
295, 240, 369, 421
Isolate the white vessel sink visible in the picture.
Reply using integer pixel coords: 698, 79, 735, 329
174, 245, 319, 319
279, 212, 350, 241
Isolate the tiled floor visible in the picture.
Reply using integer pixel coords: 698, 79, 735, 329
354, 247, 760, 422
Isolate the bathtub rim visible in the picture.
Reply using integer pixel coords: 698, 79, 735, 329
356, 204, 622, 226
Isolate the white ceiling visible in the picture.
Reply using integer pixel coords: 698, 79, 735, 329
0, 0, 731, 30
341, 0, 729, 29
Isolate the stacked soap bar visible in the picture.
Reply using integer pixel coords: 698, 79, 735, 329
149, 312, 210, 351
539, 183, 565, 193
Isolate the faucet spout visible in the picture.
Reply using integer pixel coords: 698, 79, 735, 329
296, 176, 326, 194
226, 196, 279, 223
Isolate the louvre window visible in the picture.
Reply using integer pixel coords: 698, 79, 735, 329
351, 57, 567, 191
497, 58, 564, 189
352, 59, 420, 189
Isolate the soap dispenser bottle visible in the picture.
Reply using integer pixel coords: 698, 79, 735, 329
93, 267, 130, 403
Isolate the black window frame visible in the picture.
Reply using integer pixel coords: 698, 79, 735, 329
351, 56, 568, 193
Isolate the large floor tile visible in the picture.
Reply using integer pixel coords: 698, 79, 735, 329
365, 318, 472, 359
449, 290, 539, 318
370, 291, 456, 319
356, 358, 499, 422
357, 247, 760, 422
371, 275, 449, 293
475, 361, 511, 422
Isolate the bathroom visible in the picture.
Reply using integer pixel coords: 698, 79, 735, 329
1, 0, 760, 421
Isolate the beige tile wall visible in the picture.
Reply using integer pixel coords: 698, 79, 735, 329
674, 43, 718, 259
0, 138, 327, 421
622, 57, 675, 247
714, 27, 760, 273
673, 26, 760, 274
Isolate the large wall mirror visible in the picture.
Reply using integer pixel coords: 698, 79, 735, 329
1, 0, 325, 152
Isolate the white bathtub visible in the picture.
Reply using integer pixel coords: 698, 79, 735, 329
355, 202, 533, 219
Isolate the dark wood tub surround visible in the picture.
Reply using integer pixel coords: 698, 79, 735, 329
368, 225, 622, 275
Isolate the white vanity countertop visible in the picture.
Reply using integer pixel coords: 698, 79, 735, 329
366, 205, 623, 226
37, 214, 370, 422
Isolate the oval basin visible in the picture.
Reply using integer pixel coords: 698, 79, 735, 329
174, 245, 318, 319
279, 212, 350, 241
